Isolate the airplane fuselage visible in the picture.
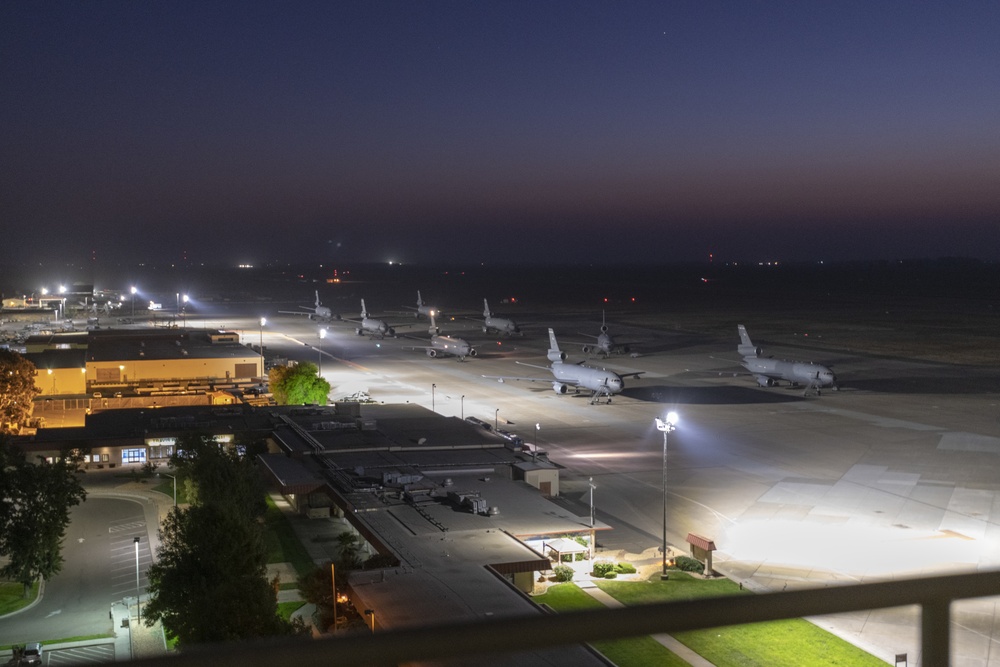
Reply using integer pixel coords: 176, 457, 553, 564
484, 316, 520, 336
550, 361, 624, 396
428, 334, 475, 360
742, 358, 836, 390
357, 317, 395, 338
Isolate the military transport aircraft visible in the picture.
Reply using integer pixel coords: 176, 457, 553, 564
401, 291, 440, 319
481, 298, 522, 336
577, 311, 634, 357
278, 291, 340, 322
483, 329, 642, 404
401, 313, 476, 360
343, 299, 404, 339
738, 324, 837, 396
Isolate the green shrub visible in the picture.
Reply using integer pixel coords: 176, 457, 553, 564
592, 561, 616, 578
604, 572, 617, 579
553, 564, 575, 582
673, 555, 703, 572
615, 562, 636, 574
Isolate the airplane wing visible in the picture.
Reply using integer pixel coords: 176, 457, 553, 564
278, 310, 317, 317
482, 374, 553, 383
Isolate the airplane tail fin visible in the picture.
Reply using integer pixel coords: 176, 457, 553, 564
738, 325, 762, 358
428, 311, 440, 335
360, 299, 368, 318
417, 290, 424, 307
547, 328, 566, 362
314, 290, 321, 308
483, 298, 491, 317
600, 309, 608, 334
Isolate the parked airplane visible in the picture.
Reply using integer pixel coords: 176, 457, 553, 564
402, 291, 440, 319
278, 291, 340, 322
482, 299, 522, 336
402, 313, 476, 360
483, 328, 642, 404
738, 324, 837, 396
344, 299, 400, 339
578, 311, 632, 357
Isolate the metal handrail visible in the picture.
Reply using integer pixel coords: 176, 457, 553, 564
125, 569, 1000, 667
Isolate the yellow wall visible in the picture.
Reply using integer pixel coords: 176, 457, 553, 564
35, 368, 87, 396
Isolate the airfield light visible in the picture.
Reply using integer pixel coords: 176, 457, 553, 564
59, 285, 66, 294
41, 287, 49, 295
656, 412, 679, 579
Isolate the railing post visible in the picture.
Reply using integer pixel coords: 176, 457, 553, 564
921, 598, 951, 667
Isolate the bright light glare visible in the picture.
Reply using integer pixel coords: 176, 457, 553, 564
724, 520, 981, 578
666, 411, 679, 426
319, 328, 327, 339
260, 317, 266, 327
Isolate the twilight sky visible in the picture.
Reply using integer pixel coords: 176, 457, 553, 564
2, 2, 998, 265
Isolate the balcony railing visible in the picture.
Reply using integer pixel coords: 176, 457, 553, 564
125, 569, 1000, 667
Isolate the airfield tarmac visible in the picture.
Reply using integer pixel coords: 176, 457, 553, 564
9, 261, 1000, 664
146, 276, 998, 665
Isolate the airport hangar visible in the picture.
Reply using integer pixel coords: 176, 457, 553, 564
23, 328, 265, 405
14, 401, 612, 647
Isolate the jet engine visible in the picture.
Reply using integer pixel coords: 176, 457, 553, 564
552, 382, 569, 394
754, 375, 776, 387
581, 345, 591, 354
427, 349, 438, 358
739, 344, 762, 358
547, 349, 567, 362
468, 349, 478, 357
355, 328, 363, 336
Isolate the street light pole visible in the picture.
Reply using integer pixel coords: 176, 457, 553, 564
259, 317, 266, 379
130, 286, 136, 318
534, 423, 540, 462
432, 383, 436, 413
134, 536, 141, 621
656, 412, 679, 579
460, 395, 465, 420
318, 328, 326, 375
589, 476, 596, 560
494, 408, 499, 431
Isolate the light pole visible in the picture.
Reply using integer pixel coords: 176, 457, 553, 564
364, 609, 375, 633
432, 383, 436, 413
134, 536, 141, 621
330, 562, 338, 630
181, 294, 189, 329
494, 408, 499, 431
460, 395, 465, 420
589, 476, 597, 560
318, 328, 327, 375
656, 411, 679, 579
259, 317, 266, 378
130, 286, 137, 318
534, 423, 540, 462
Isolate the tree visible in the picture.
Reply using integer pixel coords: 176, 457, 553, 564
170, 433, 267, 521
0, 350, 40, 434
268, 362, 330, 406
0, 441, 87, 596
143, 504, 290, 645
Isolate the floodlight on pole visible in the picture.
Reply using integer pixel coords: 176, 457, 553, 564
259, 317, 266, 378
134, 536, 141, 621
460, 395, 465, 421
494, 408, 499, 431
318, 328, 327, 375
130, 286, 137, 318
431, 383, 436, 413
655, 411, 679, 579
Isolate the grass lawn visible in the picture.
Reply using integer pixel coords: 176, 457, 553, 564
262, 495, 316, 577
277, 600, 306, 622
532, 583, 689, 667
0, 581, 39, 616
597, 573, 887, 667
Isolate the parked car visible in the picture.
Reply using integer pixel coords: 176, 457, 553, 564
22, 643, 42, 666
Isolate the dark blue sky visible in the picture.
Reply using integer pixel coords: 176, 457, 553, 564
2, 2, 998, 265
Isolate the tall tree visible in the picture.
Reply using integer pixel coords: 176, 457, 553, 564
268, 361, 330, 405
0, 350, 40, 434
0, 441, 87, 596
143, 504, 289, 644
170, 433, 267, 520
